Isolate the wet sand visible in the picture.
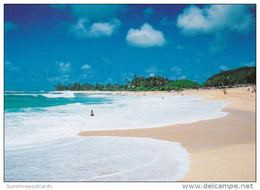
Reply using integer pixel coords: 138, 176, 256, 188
78, 87, 256, 181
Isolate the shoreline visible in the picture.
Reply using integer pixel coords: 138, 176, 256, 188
78, 87, 255, 181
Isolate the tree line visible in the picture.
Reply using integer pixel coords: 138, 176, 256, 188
55, 74, 200, 91
55, 66, 256, 91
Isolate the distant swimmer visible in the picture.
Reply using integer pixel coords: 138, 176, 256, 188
90, 110, 94, 116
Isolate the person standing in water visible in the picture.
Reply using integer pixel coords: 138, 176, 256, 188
90, 110, 94, 116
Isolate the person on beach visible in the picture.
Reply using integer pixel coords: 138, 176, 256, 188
90, 110, 94, 116
252, 87, 256, 93
223, 88, 228, 95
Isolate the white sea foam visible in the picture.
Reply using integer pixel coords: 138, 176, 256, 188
5, 93, 39, 97
5, 94, 228, 148
87, 94, 112, 98
5, 136, 190, 181
5, 94, 228, 181
41, 91, 75, 98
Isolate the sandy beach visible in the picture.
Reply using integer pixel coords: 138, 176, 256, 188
78, 87, 256, 181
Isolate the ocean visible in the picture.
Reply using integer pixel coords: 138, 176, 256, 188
4, 91, 228, 181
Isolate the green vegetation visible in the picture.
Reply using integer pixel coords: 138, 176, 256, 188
202, 66, 256, 87
55, 75, 200, 91
55, 66, 256, 91
162, 80, 199, 91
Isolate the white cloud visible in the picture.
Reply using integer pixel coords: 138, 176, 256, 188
240, 61, 256, 67
121, 72, 134, 82
126, 23, 166, 47
171, 66, 182, 75
5, 61, 18, 71
81, 64, 91, 70
82, 74, 88, 78
71, 18, 121, 38
47, 74, 70, 83
145, 66, 159, 73
177, 5, 254, 35
52, 5, 124, 39
178, 75, 186, 80
47, 77, 61, 82
90, 19, 121, 37
106, 77, 116, 84
56, 61, 71, 73
170, 76, 177, 80
145, 66, 162, 77
171, 75, 186, 80
77, 73, 89, 80
219, 65, 229, 71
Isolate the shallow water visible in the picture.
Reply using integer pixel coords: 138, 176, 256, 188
4, 91, 227, 181
5, 91, 228, 148
5, 136, 190, 181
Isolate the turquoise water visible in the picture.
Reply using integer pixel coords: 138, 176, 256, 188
5, 91, 228, 146
4, 91, 111, 112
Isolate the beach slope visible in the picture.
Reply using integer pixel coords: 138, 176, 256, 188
79, 87, 256, 181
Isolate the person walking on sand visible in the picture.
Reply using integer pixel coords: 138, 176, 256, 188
90, 110, 94, 116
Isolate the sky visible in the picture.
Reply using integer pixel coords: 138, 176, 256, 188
4, 4, 256, 90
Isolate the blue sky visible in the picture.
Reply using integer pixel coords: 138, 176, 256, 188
4, 4, 256, 90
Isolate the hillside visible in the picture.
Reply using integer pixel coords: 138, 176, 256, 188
203, 66, 256, 87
